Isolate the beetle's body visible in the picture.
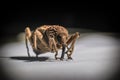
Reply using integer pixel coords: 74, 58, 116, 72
25, 25, 80, 60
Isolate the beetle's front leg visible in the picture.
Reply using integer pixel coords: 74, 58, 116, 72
59, 35, 68, 60
66, 32, 80, 59
60, 44, 66, 60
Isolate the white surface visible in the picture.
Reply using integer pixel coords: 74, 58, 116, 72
0, 33, 119, 80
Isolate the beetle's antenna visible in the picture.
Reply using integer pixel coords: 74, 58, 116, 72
25, 37, 30, 57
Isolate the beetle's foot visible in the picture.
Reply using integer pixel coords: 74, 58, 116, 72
60, 58, 64, 60
68, 57, 72, 60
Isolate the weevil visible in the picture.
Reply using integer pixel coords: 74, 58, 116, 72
25, 25, 80, 60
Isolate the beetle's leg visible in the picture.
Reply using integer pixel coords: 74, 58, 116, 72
33, 31, 37, 50
35, 30, 48, 48
25, 27, 31, 57
54, 43, 59, 60
33, 30, 49, 58
60, 44, 66, 60
49, 37, 54, 52
33, 29, 48, 48
49, 37, 59, 60
25, 38, 30, 57
58, 34, 68, 60
66, 32, 80, 59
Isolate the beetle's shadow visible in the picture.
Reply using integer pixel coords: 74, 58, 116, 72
10, 56, 50, 62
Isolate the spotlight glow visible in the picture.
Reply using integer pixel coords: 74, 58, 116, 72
0, 32, 119, 80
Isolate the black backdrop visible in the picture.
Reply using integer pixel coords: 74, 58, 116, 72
1, 3, 118, 38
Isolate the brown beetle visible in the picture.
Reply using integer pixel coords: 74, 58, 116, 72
25, 25, 80, 60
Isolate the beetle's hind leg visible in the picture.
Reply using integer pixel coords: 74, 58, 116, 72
25, 38, 30, 57
34, 29, 48, 49
66, 32, 80, 59
25, 27, 32, 57
33, 29, 48, 58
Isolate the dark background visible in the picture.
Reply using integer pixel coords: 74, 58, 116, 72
0, 3, 119, 38
0, 2, 119, 80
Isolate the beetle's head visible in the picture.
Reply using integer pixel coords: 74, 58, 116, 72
57, 33, 68, 44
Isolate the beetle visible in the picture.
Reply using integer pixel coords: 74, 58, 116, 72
25, 25, 80, 60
